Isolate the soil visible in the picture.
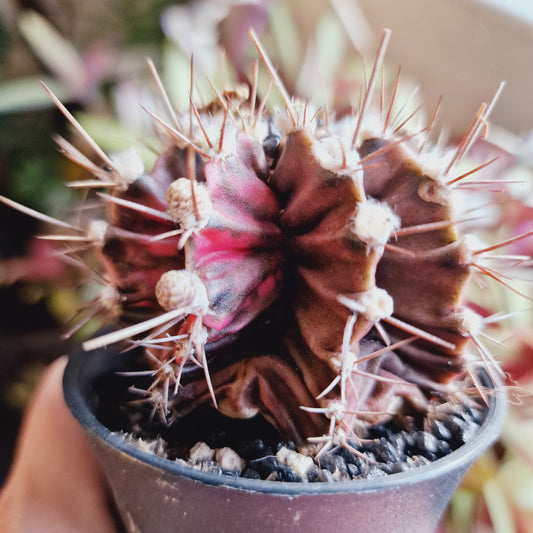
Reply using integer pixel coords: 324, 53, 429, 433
93, 351, 488, 483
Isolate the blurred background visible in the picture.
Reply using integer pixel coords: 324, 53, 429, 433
0, 1, 532, 531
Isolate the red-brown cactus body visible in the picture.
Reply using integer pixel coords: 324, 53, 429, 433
85, 98, 489, 444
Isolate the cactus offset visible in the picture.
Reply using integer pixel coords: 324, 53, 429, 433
1, 32, 521, 449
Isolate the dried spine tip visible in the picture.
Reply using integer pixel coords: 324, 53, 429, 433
166, 177, 212, 231
155, 270, 208, 313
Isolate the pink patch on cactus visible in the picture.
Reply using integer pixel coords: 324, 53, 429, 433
193, 134, 284, 335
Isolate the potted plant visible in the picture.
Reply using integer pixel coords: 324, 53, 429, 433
2, 28, 517, 532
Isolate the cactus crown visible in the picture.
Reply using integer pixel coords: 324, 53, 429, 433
1, 30, 523, 451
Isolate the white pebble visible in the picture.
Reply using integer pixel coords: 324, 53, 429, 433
215, 447, 245, 473
276, 447, 314, 479
189, 441, 214, 463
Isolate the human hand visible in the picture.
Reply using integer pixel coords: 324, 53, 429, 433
0, 356, 117, 533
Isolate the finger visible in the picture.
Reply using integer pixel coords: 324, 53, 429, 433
0, 356, 117, 533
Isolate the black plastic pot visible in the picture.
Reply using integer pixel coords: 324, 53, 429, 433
64, 346, 507, 533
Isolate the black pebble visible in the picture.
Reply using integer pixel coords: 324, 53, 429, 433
432, 420, 452, 441
276, 464, 300, 482
318, 453, 347, 475
442, 415, 467, 437
415, 431, 440, 455
241, 468, 261, 480
374, 437, 403, 463
459, 421, 480, 446
389, 461, 412, 474
177, 398, 487, 483
366, 467, 388, 479
251, 456, 279, 479
346, 463, 360, 479
306, 465, 320, 482
237, 439, 268, 460
388, 433, 407, 457
468, 407, 485, 424
317, 469, 336, 482
367, 424, 390, 439
436, 440, 452, 457
276, 441, 296, 453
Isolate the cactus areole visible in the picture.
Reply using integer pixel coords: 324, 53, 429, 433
4, 32, 514, 454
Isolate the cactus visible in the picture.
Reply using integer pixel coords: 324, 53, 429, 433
1, 30, 525, 452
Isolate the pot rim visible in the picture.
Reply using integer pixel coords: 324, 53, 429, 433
64, 347, 507, 496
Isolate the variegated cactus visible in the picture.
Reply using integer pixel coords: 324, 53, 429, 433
2, 31, 522, 449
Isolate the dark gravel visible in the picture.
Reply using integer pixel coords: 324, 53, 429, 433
120, 400, 487, 483
96, 350, 489, 483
